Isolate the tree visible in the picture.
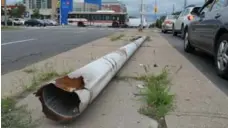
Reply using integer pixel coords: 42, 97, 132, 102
9, 4, 26, 18
32, 8, 40, 18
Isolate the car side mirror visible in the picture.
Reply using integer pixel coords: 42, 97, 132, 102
200, 12, 205, 18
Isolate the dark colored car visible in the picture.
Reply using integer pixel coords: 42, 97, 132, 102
184, 0, 228, 78
24, 19, 46, 27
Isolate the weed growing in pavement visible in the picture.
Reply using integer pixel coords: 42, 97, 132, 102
1, 98, 37, 128
139, 69, 175, 119
23, 68, 37, 74
110, 34, 125, 41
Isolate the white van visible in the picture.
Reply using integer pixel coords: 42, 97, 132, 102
127, 17, 147, 28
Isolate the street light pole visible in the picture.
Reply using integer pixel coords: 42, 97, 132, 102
140, 0, 144, 29
4, 0, 7, 26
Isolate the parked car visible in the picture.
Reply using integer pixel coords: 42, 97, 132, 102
161, 15, 177, 33
24, 19, 46, 27
43, 19, 58, 26
1, 20, 13, 26
184, 0, 228, 78
48, 19, 58, 26
43, 19, 53, 26
12, 18, 25, 25
172, 5, 201, 38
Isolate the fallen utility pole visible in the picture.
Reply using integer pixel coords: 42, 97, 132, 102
35, 36, 147, 122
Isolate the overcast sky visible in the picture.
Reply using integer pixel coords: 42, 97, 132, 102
7, 0, 205, 16
119, 0, 204, 16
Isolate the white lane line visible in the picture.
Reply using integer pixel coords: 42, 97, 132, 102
2, 39, 36, 46
75, 31, 86, 33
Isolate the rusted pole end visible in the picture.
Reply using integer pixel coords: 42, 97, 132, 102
34, 76, 86, 123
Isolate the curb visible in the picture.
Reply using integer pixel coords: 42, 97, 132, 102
34, 36, 147, 122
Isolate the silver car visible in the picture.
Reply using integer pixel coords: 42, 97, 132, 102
161, 15, 177, 33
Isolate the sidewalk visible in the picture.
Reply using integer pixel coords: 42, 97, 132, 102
2, 29, 228, 128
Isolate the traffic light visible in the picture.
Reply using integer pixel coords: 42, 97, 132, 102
154, 6, 158, 13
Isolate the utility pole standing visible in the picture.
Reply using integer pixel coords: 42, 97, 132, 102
4, 0, 7, 26
184, 0, 187, 8
155, 0, 157, 20
172, 4, 175, 14
140, 0, 144, 30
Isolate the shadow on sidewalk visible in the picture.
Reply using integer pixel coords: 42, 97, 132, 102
160, 32, 228, 96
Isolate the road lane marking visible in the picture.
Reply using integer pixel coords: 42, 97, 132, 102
2, 39, 36, 46
75, 31, 86, 33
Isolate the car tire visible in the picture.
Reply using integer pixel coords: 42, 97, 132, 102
172, 25, 177, 36
163, 30, 167, 33
181, 25, 185, 39
184, 30, 195, 53
215, 34, 228, 78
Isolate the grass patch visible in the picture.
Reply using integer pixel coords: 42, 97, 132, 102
23, 68, 37, 74
110, 34, 125, 41
139, 69, 174, 119
2, 64, 74, 128
1, 98, 37, 128
18, 70, 60, 99
1, 26, 20, 30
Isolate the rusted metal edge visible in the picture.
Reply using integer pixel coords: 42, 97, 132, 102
34, 85, 78, 122
34, 75, 87, 122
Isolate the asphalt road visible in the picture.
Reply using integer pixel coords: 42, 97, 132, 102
2, 26, 122, 74
159, 31, 228, 96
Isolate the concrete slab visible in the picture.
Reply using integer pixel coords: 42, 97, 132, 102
18, 80, 157, 128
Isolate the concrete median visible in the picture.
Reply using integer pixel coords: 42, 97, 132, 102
34, 36, 147, 122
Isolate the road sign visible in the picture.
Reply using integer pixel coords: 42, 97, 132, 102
24, 11, 29, 18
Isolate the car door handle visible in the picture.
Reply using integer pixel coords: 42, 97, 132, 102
215, 14, 221, 19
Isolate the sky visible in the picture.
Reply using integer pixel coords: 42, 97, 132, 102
7, 0, 205, 21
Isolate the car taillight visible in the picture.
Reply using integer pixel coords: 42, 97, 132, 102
164, 21, 172, 24
188, 15, 194, 21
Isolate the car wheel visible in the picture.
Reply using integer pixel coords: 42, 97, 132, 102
215, 34, 228, 78
161, 29, 164, 33
172, 25, 177, 36
181, 25, 185, 39
184, 30, 195, 53
163, 30, 167, 33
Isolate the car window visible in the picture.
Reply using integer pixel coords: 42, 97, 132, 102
167, 15, 175, 19
179, 10, 185, 17
184, 8, 191, 15
211, 0, 227, 11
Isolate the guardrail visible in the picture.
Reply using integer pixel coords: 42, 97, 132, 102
35, 36, 147, 122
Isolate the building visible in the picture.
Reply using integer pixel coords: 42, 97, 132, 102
24, 0, 101, 20
73, 0, 101, 12
102, 0, 127, 13
1, 0, 5, 6
24, 0, 57, 19
59, 0, 101, 24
